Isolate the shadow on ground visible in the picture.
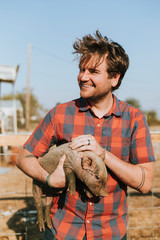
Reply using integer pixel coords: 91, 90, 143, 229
7, 197, 43, 240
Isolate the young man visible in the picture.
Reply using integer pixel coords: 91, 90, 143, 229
16, 31, 155, 240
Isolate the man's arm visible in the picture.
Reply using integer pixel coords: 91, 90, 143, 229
70, 134, 154, 194
104, 150, 154, 194
16, 146, 66, 188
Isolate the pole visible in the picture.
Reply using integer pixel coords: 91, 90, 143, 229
12, 83, 17, 133
0, 82, 1, 134
26, 44, 31, 131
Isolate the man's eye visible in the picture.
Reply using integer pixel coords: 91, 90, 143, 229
90, 69, 98, 74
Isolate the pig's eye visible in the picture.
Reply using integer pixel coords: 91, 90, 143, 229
95, 175, 100, 180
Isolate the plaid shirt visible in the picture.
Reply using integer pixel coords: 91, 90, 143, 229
24, 95, 155, 240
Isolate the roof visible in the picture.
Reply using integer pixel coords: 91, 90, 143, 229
0, 65, 19, 83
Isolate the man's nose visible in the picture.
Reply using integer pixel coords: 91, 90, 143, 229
80, 70, 89, 81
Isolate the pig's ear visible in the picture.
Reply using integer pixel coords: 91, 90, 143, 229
81, 156, 94, 170
49, 145, 57, 151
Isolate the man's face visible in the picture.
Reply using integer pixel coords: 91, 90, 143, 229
78, 56, 118, 102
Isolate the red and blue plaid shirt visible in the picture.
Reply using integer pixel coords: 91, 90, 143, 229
24, 95, 155, 240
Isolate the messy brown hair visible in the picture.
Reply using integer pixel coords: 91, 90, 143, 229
73, 30, 129, 91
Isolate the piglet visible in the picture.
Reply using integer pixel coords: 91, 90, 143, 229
33, 142, 108, 231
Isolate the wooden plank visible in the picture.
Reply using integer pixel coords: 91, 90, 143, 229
0, 132, 159, 147
0, 134, 30, 146
151, 133, 160, 142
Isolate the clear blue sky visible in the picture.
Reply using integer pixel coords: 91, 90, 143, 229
0, 0, 160, 118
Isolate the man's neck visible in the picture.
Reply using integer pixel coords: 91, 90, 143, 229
88, 93, 113, 119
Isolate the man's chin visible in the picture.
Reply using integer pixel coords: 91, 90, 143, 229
80, 92, 92, 99
80, 94, 110, 104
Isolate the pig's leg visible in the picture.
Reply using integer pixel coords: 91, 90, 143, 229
84, 188, 94, 198
45, 196, 53, 229
64, 168, 76, 195
32, 180, 45, 231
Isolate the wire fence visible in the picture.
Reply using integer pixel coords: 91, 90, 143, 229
0, 132, 160, 240
127, 132, 160, 240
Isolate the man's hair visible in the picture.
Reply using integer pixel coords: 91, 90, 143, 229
73, 30, 129, 91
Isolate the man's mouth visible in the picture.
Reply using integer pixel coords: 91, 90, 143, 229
80, 83, 93, 88
82, 85, 91, 88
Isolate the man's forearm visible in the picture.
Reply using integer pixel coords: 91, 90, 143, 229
16, 146, 66, 188
16, 146, 49, 184
104, 150, 154, 194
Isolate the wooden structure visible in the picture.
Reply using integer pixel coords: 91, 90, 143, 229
0, 64, 19, 133
0, 132, 159, 147
0, 133, 30, 147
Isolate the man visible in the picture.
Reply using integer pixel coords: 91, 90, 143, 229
16, 31, 155, 240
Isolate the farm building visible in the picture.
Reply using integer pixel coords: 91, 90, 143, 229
0, 99, 24, 133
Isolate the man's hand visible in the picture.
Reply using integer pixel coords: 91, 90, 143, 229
49, 155, 66, 188
70, 134, 104, 157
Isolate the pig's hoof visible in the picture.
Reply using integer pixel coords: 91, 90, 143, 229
46, 217, 53, 229
38, 221, 45, 232
85, 190, 93, 198
68, 189, 76, 196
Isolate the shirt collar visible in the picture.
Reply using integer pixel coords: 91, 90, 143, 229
105, 94, 123, 117
78, 95, 125, 117
79, 97, 90, 111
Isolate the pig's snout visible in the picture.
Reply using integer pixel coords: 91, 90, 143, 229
91, 185, 108, 197
99, 189, 108, 197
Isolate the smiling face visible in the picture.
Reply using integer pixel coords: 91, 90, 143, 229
78, 55, 119, 103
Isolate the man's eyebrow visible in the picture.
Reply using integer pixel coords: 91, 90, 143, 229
89, 67, 100, 72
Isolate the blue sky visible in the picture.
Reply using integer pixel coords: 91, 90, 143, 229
0, 0, 160, 118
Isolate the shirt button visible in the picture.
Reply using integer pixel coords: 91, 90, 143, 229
87, 220, 90, 223
97, 123, 100, 127
89, 202, 92, 205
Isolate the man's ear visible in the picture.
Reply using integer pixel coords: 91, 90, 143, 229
111, 73, 120, 87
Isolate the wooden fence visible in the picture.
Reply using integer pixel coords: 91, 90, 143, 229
0, 132, 159, 147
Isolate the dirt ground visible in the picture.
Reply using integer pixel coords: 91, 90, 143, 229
0, 145, 160, 240
0, 165, 43, 240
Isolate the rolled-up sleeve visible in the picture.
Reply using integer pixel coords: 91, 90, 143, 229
24, 108, 57, 157
130, 112, 155, 164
